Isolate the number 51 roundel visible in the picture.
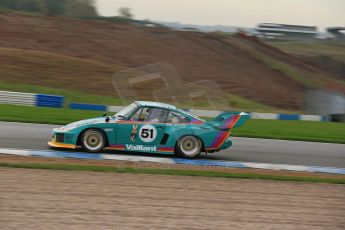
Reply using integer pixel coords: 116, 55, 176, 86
139, 124, 157, 142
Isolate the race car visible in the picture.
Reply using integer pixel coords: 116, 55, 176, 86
48, 101, 250, 158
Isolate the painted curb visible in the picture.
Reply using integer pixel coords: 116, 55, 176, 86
0, 148, 344, 175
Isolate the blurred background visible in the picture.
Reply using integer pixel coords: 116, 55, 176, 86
0, 0, 344, 125
1, 3, 344, 229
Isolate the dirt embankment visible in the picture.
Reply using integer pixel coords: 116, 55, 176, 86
0, 13, 344, 109
1, 167, 344, 229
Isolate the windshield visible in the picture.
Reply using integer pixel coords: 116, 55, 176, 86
114, 102, 138, 119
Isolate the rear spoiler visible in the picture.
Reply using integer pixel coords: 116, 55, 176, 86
208, 112, 250, 130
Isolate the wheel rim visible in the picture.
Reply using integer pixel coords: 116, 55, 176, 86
180, 136, 200, 157
83, 130, 103, 151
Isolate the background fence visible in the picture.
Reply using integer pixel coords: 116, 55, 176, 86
69, 102, 326, 121
0, 91, 329, 121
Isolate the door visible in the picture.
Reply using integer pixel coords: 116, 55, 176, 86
115, 106, 167, 148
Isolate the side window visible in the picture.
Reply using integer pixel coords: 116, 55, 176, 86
130, 107, 168, 122
167, 111, 190, 123
130, 108, 142, 121
144, 108, 168, 122
130, 107, 150, 121
140, 108, 151, 121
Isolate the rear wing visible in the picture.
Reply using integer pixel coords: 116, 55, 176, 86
208, 112, 250, 130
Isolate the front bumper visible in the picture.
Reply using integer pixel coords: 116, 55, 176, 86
48, 141, 76, 149
48, 129, 77, 149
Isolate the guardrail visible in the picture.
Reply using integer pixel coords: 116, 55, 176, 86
0, 91, 64, 108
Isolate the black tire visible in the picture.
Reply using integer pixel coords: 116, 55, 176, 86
81, 129, 106, 153
175, 135, 202, 158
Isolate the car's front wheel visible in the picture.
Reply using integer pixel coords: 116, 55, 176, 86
81, 129, 106, 153
176, 136, 202, 158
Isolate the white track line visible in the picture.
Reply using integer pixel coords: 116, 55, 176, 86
0, 147, 344, 175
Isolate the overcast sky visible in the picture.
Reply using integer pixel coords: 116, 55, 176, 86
95, 0, 344, 30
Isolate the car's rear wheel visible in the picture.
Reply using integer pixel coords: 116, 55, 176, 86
81, 129, 105, 153
176, 135, 202, 158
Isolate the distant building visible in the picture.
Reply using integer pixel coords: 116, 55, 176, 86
179, 27, 199, 32
255, 23, 318, 40
326, 27, 345, 41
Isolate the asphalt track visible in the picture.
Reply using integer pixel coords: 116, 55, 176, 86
0, 121, 344, 168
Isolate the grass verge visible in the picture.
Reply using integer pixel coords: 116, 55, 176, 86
0, 104, 102, 124
267, 41, 345, 62
232, 119, 345, 144
1, 162, 344, 184
259, 55, 319, 87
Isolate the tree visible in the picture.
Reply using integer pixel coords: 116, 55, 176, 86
43, 0, 66, 15
64, 0, 98, 18
0, 0, 45, 13
0, 0, 98, 17
118, 7, 133, 19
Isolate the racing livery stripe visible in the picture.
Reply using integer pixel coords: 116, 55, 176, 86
109, 144, 126, 150
208, 131, 231, 150
208, 115, 241, 150
222, 114, 241, 129
157, 147, 174, 153
117, 120, 204, 125
190, 118, 204, 124
221, 115, 235, 129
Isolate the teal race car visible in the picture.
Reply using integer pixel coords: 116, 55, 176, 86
49, 101, 250, 158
